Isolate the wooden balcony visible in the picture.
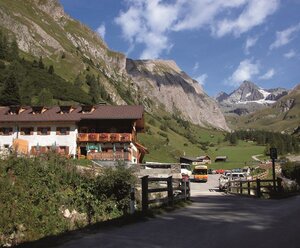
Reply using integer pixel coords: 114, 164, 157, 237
77, 133, 132, 143
77, 133, 88, 142
120, 133, 132, 142
87, 151, 131, 161
88, 133, 99, 142
99, 133, 110, 142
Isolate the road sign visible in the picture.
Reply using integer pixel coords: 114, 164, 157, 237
270, 148, 277, 160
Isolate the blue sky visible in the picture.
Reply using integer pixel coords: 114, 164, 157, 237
60, 0, 300, 96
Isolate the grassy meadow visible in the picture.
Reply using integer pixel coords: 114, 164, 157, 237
139, 112, 265, 169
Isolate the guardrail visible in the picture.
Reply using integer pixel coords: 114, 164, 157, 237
141, 176, 190, 212
226, 178, 282, 198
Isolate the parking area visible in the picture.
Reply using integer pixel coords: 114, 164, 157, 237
190, 174, 223, 196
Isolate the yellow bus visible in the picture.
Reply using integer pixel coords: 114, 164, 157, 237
191, 165, 208, 182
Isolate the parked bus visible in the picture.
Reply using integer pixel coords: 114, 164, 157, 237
191, 165, 208, 182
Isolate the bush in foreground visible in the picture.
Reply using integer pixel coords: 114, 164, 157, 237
0, 154, 135, 246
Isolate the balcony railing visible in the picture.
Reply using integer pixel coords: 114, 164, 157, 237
77, 133, 132, 143
87, 151, 131, 161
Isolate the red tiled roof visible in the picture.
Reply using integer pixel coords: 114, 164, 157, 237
0, 105, 144, 122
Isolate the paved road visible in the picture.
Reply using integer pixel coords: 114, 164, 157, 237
54, 175, 300, 248
191, 174, 223, 196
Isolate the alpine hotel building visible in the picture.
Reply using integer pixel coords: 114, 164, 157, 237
0, 105, 148, 164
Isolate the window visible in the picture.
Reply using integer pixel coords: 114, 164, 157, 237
20, 127, 34, 135
0, 127, 13, 135
58, 146, 69, 155
37, 127, 51, 135
56, 127, 70, 135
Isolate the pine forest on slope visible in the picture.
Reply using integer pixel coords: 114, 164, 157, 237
0, 0, 298, 163
0, 0, 228, 131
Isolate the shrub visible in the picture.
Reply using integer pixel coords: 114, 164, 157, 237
148, 118, 156, 126
159, 123, 168, 132
282, 162, 300, 185
0, 155, 135, 246
157, 131, 168, 138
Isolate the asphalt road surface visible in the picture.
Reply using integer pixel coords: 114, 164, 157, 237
52, 175, 300, 248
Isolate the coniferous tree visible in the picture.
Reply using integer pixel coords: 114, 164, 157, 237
37, 88, 53, 106
8, 38, 19, 61
86, 74, 100, 104
0, 31, 9, 59
0, 73, 20, 105
0, 30, 6, 59
32, 59, 39, 68
48, 65, 54, 74
74, 73, 83, 88
229, 132, 238, 145
38, 56, 44, 69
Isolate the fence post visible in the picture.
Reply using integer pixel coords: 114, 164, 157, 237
247, 181, 251, 195
141, 176, 149, 212
184, 180, 187, 200
226, 181, 229, 193
277, 177, 283, 193
239, 181, 243, 194
256, 178, 261, 198
167, 176, 173, 205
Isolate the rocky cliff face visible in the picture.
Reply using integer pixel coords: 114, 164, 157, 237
126, 59, 229, 131
0, 0, 229, 131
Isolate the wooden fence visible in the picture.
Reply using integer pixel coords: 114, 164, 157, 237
141, 176, 190, 212
226, 178, 282, 198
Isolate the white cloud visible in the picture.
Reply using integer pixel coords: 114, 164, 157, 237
195, 73, 208, 85
115, 0, 279, 59
173, 0, 248, 31
227, 59, 260, 86
96, 23, 106, 39
259, 68, 275, 80
284, 49, 296, 59
193, 62, 199, 71
244, 36, 258, 54
215, 0, 279, 37
270, 23, 300, 50
115, 0, 179, 59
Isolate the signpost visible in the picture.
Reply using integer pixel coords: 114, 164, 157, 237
270, 148, 277, 192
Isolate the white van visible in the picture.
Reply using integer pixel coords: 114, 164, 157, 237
230, 172, 246, 181
181, 163, 192, 177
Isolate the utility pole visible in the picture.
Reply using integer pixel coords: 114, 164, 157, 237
270, 148, 277, 192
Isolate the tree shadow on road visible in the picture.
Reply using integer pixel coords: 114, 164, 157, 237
16, 195, 300, 248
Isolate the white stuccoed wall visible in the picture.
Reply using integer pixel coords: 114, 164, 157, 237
0, 122, 78, 156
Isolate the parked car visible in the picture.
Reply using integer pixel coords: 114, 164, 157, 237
216, 169, 225, 174
219, 172, 247, 191
219, 175, 229, 191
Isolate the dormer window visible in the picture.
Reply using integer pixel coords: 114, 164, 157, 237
81, 105, 95, 114
37, 127, 50, 135
20, 127, 34, 135
7, 106, 25, 115
32, 106, 47, 114
56, 127, 70, 135
59, 105, 74, 114
0, 127, 13, 135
